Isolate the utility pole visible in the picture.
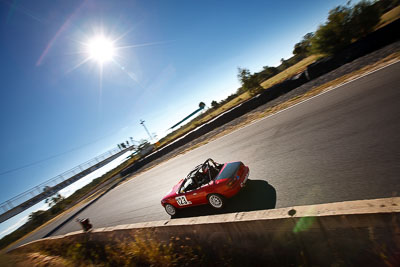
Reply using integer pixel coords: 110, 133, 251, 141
140, 120, 153, 140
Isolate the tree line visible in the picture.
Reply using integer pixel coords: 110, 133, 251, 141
210, 0, 398, 106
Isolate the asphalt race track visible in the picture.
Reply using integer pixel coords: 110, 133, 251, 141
11, 61, 400, 247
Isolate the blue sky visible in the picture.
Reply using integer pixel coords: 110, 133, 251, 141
0, 0, 353, 237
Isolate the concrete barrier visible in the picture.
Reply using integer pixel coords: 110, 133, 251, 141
11, 197, 400, 265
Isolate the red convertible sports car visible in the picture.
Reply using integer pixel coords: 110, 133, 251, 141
161, 158, 249, 216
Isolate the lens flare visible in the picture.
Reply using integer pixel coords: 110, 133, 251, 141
87, 35, 115, 64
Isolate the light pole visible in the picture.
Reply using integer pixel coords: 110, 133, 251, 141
140, 120, 153, 141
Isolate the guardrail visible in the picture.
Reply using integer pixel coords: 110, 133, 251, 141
10, 197, 400, 266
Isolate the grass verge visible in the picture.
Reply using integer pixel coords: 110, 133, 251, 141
5, 232, 202, 267
260, 55, 321, 88
157, 55, 321, 149
376, 5, 400, 29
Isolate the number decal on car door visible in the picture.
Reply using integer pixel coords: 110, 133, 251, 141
175, 196, 192, 206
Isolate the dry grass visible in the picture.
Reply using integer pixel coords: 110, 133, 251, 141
376, 5, 400, 29
157, 93, 251, 148
200, 92, 252, 122
8, 231, 202, 266
209, 55, 320, 120
158, 55, 320, 148
260, 55, 321, 88
237, 52, 400, 132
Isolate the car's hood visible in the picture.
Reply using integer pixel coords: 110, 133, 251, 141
163, 179, 184, 199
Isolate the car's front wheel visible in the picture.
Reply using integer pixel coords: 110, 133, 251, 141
208, 194, 225, 209
165, 204, 177, 216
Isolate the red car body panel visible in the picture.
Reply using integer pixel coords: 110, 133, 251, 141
161, 161, 249, 210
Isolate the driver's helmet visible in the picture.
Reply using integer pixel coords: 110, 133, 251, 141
202, 165, 208, 173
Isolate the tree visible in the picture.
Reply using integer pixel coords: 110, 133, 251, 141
28, 210, 46, 222
377, 0, 400, 13
211, 100, 219, 109
259, 66, 279, 81
349, 0, 381, 39
225, 93, 238, 102
237, 67, 251, 89
311, 1, 381, 55
262, 66, 278, 75
45, 193, 64, 207
293, 32, 314, 56
237, 67, 262, 95
311, 5, 353, 55
28, 210, 48, 224
280, 58, 290, 69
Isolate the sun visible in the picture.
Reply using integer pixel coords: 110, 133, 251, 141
86, 35, 115, 64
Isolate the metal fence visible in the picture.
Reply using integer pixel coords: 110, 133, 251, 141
0, 146, 132, 214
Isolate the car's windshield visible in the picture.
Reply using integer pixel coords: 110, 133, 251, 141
215, 162, 241, 180
180, 178, 195, 193
183, 178, 193, 189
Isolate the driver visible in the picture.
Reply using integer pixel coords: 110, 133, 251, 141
197, 165, 210, 186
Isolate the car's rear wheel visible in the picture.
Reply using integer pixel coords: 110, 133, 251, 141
208, 194, 225, 209
165, 204, 177, 216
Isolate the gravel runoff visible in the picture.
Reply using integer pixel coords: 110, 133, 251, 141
129, 41, 400, 176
